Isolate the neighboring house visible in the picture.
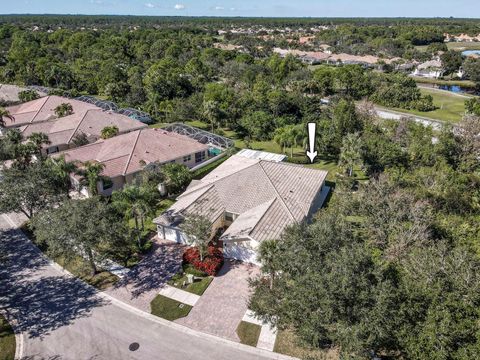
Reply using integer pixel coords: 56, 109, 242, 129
20, 109, 147, 154
57, 128, 211, 196
412, 60, 444, 79
0, 84, 47, 104
3, 95, 98, 128
153, 153, 329, 265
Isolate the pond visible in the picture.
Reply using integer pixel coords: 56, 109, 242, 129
462, 50, 480, 56
421, 82, 480, 96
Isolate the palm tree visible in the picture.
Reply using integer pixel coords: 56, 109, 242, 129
27, 132, 51, 156
54, 103, 73, 118
111, 185, 156, 248
0, 107, 14, 127
47, 155, 77, 196
339, 132, 363, 177
77, 161, 105, 196
274, 127, 291, 154
203, 100, 221, 132
258, 239, 279, 290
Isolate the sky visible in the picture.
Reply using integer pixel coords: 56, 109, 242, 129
1, 0, 479, 18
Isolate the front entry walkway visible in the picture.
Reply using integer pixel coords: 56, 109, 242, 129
175, 261, 260, 342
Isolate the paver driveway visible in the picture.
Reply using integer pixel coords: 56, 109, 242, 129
105, 238, 184, 312
0, 214, 294, 360
176, 260, 260, 341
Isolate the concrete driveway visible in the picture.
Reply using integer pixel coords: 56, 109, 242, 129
105, 238, 184, 312
176, 260, 260, 341
0, 215, 294, 360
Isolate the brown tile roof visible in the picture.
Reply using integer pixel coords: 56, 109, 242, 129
5, 95, 98, 127
20, 109, 147, 148
57, 128, 209, 178
158, 155, 328, 243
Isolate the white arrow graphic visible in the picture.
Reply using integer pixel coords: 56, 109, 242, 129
306, 122, 317, 163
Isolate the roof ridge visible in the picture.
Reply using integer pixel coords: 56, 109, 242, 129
67, 110, 90, 143
180, 159, 260, 198
258, 161, 296, 222
247, 198, 277, 237
30, 96, 50, 123
260, 161, 320, 218
122, 129, 142, 176
183, 185, 222, 215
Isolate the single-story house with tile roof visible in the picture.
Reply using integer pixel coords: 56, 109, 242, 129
20, 109, 147, 155
412, 59, 444, 79
56, 128, 211, 196
153, 153, 329, 264
2, 95, 99, 128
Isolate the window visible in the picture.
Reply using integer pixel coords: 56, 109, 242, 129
102, 179, 113, 191
46, 146, 59, 154
195, 151, 206, 164
183, 155, 191, 162
225, 212, 237, 222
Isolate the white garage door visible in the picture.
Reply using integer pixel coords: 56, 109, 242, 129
223, 242, 259, 265
160, 226, 190, 245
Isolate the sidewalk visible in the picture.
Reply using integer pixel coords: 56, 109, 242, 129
158, 285, 200, 306
243, 310, 277, 351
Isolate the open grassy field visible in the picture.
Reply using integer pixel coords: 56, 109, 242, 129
0, 315, 15, 360
391, 88, 471, 123
446, 42, 480, 51
415, 42, 480, 52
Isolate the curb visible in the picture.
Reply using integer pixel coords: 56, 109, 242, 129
2, 213, 297, 360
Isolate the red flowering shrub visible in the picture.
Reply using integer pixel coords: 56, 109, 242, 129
182, 246, 224, 276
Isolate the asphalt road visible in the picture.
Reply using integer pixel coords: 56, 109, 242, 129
0, 215, 292, 360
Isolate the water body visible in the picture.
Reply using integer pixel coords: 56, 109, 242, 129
420, 82, 479, 96
462, 50, 480, 56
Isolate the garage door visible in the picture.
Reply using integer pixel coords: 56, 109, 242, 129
160, 226, 190, 245
224, 242, 259, 265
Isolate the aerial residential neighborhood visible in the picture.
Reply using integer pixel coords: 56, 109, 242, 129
1, 3, 480, 360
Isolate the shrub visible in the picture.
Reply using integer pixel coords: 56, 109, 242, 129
183, 246, 224, 276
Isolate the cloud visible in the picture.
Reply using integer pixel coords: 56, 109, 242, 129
174, 4, 185, 10
144, 2, 155, 8
215, 6, 224, 10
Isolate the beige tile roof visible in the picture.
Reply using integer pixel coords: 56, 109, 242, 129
58, 128, 209, 178
20, 109, 146, 148
158, 155, 328, 243
5, 95, 98, 127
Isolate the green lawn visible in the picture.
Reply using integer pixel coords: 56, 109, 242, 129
0, 315, 15, 360
168, 273, 213, 296
127, 198, 175, 233
390, 88, 471, 123
274, 329, 338, 360
21, 223, 119, 290
236, 321, 261, 347
446, 42, 480, 51
150, 295, 192, 321
55, 256, 119, 290
415, 42, 480, 52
